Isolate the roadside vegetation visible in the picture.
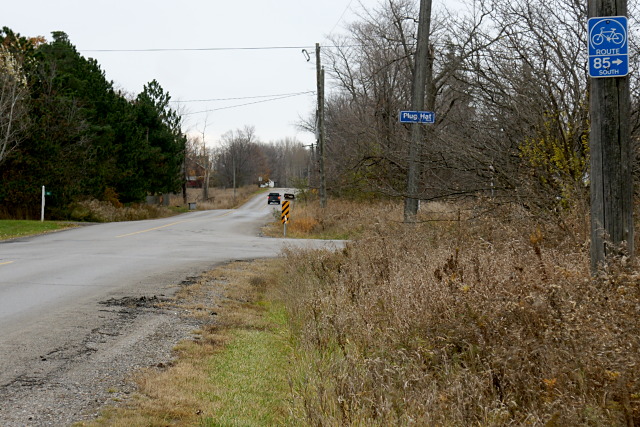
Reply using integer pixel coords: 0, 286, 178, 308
168, 186, 265, 211
85, 197, 640, 426
277, 199, 639, 425
0, 220, 75, 240
63, 186, 262, 222
0, 187, 262, 240
262, 196, 393, 240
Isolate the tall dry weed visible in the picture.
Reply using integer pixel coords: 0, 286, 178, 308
69, 199, 174, 222
277, 201, 639, 425
264, 199, 402, 239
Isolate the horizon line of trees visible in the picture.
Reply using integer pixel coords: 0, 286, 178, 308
185, 126, 311, 199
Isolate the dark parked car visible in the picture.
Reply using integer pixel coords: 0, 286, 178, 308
267, 192, 281, 204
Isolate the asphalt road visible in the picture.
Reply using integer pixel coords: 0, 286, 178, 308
0, 191, 341, 388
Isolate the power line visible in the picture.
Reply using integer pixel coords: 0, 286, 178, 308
328, 0, 357, 37
83, 45, 314, 52
182, 91, 314, 115
80, 44, 363, 53
172, 91, 315, 103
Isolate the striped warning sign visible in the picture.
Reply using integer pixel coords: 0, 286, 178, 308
281, 200, 290, 224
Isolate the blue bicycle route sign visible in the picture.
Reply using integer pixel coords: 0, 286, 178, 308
399, 110, 435, 124
588, 16, 628, 78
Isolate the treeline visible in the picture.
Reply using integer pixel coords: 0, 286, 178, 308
320, 0, 640, 211
185, 126, 310, 197
0, 28, 185, 219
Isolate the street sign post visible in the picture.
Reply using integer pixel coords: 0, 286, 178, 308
588, 16, 628, 78
41, 186, 46, 222
281, 200, 290, 237
399, 110, 435, 124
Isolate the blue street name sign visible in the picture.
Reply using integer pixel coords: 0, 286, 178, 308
588, 16, 628, 78
399, 110, 435, 124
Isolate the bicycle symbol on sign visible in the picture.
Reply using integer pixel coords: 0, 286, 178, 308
591, 27, 625, 46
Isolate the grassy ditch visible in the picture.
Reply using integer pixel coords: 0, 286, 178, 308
0, 220, 76, 240
84, 260, 293, 426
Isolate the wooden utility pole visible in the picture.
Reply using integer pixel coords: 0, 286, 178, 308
588, 0, 633, 271
404, 0, 432, 222
316, 43, 327, 208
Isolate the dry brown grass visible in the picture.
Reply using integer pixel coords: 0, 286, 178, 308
274, 199, 640, 425
169, 186, 261, 210
262, 198, 403, 239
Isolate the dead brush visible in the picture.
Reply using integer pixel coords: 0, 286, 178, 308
278, 201, 640, 425
265, 198, 402, 239
69, 199, 174, 222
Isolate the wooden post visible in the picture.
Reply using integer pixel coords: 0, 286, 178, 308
588, 0, 633, 271
316, 43, 327, 209
404, 0, 432, 222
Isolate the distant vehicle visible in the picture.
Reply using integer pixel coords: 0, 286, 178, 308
267, 193, 281, 204
284, 193, 295, 200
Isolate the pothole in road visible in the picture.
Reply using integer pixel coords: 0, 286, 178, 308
99, 295, 169, 308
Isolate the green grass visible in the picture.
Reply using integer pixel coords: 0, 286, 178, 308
0, 220, 74, 240
201, 304, 292, 426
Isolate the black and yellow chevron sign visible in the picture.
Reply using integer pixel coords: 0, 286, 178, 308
281, 200, 290, 224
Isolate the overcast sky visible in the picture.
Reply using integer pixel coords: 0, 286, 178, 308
5, 0, 461, 147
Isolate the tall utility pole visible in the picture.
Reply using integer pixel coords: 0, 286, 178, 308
588, 0, 633, 271
404, 0, 432, 222
316, 43, 327, 208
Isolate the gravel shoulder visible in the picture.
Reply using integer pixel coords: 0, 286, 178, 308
0, 274, 212, 426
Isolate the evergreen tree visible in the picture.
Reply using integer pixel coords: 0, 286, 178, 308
134, 80, 185, 196
0, 31, 187, 218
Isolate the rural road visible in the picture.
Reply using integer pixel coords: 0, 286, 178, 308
0, 191, 341, 425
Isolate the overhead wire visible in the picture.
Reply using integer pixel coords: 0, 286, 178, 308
172, 91, 315, 104
328, 0, 356, 37
181, 91, 315, 115
78, 5, 361, 120
81, 45, 363, 53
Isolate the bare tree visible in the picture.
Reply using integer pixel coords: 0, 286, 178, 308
261, 137, 309, 187
215, 126, 266, 190
323, 0, 502, 200
456, 0, 592, 209
0, 45, 29, 165
321, 0, 638, 213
